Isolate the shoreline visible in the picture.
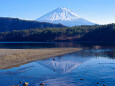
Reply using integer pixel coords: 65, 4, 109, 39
0, 48, 82, 69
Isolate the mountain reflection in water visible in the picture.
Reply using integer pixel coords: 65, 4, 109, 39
38, 53, 90, 73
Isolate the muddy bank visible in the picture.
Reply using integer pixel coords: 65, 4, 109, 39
0, 48, 82, 69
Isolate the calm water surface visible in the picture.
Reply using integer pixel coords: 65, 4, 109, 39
0, 42, 115, 86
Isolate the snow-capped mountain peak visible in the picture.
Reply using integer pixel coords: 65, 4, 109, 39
37, 7, 80, 21
35, 7, 95, 27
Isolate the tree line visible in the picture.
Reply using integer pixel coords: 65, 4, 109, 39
1, 24, 115, 42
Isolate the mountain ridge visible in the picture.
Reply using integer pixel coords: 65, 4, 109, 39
0, 17, 66, 32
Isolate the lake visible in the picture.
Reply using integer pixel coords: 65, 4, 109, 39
0, 42, 115, 86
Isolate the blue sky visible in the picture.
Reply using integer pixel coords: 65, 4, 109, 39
0, 0, 115, 24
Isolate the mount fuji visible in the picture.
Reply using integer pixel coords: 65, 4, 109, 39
35, 7, 95, 27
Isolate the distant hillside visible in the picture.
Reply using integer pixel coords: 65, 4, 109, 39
0, 17, 65, 32
0, 24, 115, 42
79, 24, 115, 42
0, 25, 98, 42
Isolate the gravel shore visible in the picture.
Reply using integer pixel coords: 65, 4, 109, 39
0, 48, 82, 69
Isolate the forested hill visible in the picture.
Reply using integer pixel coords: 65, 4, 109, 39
0, 17, 65, 32
0, 24, 115, 42
79, 24, 115, 42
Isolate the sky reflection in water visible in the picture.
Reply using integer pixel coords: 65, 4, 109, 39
0, 49, 115, 86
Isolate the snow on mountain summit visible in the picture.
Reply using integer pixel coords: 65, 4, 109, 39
35, 7, 95, 27
37, 7, 80, 21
